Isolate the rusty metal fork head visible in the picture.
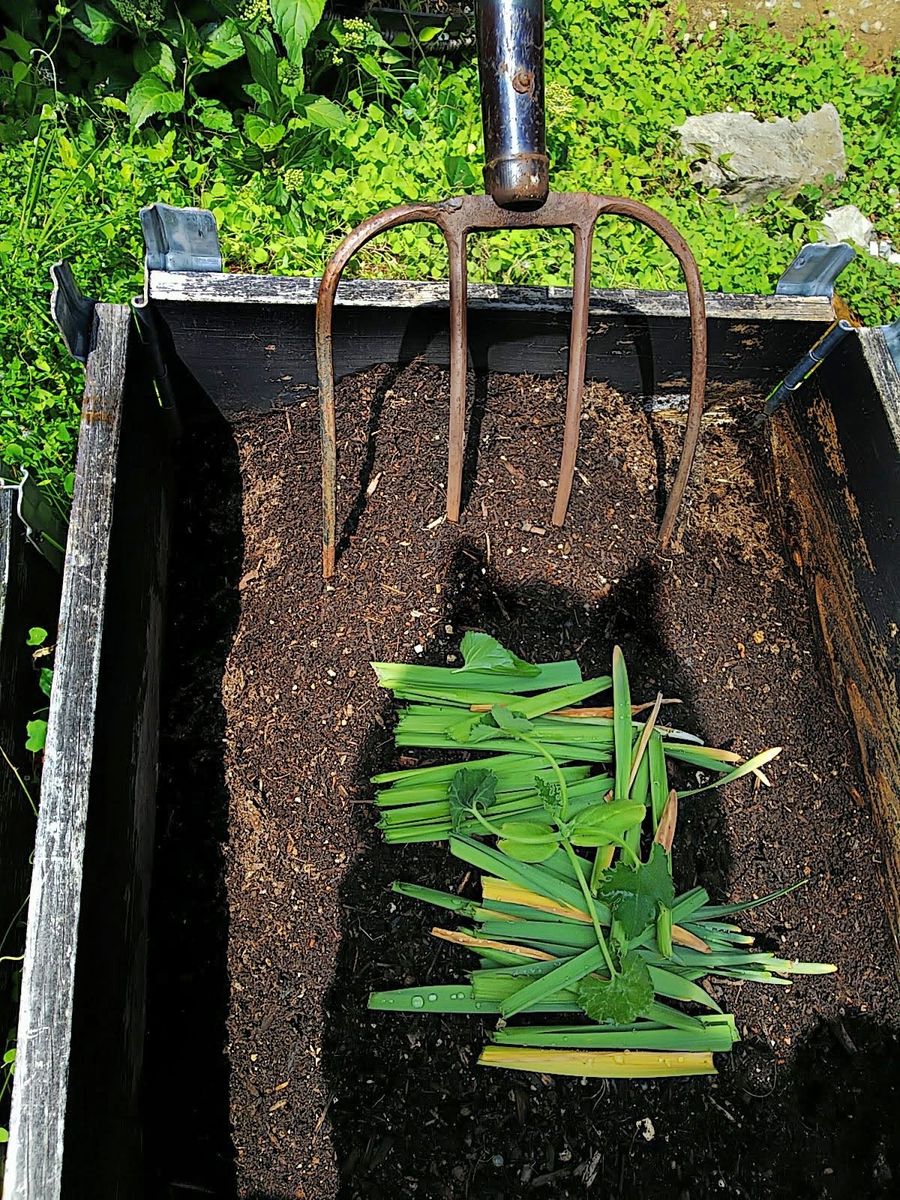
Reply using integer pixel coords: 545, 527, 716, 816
315, 191, 707, 578
315, 0, 707, 579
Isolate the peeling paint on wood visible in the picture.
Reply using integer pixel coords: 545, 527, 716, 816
148, 271, 836, 324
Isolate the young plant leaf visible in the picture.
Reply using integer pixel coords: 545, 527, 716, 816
599, 844, 675, 937
392, 881, 483, 920
692, 878, 808, 920
25, 719, 47, 753
448, 768, 497, 832
491, 1016, 736, 1051
657, 905, 674, 958
576, 953, 654, 1024
647, 964, 722, 1011
491, 704, 534, 735
450, 837, 600, 915
626, 750, 650, 858
497, 820, 559, 863
456, 632, 540, 677
648, 731, 668, 829
534, 775, 564, 823
369, 984, 500, 1013
569, 801, 646, 848
449, 713, 499, 744
514, 676, 612, 718
500, 945, 605, 1017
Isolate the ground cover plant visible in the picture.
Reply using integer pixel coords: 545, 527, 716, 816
369, 635, 835, 1079
0, 1, 897, 499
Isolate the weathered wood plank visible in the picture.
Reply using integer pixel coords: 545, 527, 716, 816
768, 328, 900, 955
154, 289, 834, 416
5, 305, 130, 1200
59, 318, 173, 1197
0, 496, 59, 1125
6, 307, 173, 1198
149, 270, 835, 323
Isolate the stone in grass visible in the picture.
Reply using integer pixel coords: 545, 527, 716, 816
675, 104, 846, 208
820, 204, 874, 249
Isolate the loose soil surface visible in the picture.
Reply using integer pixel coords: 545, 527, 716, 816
147, 365, 900, 1200
675, 1, 898, 67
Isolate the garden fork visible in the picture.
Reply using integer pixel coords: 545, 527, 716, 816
316, 0, 707, 579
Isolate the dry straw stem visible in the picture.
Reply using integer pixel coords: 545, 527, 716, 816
478, 1046, 717, 1078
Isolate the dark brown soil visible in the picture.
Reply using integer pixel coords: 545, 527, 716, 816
146, 364, 900, 1200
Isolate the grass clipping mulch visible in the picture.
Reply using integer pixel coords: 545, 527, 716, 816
368, 633, 834, 1079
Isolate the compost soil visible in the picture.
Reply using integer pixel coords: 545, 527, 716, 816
148, 364, 900, 1200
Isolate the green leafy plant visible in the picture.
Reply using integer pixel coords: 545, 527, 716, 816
0, 1, 896, 504
0, 3, 422, 145
0, 1046, 16, 1143
0, 613, 51, 1154
21, 623, 52, 754
368, 639, 834, 1078
307, 15, 417, 106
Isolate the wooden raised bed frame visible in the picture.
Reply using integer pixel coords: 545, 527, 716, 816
4, 272, 898, 1199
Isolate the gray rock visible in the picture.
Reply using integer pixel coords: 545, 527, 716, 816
820, 204, 874, 248
675, 104, 846, 208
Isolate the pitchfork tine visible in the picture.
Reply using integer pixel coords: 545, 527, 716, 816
552, 222, 595, 527
446, 230, 468, 522
315, 0, 708, 581
315, 202, 437, 578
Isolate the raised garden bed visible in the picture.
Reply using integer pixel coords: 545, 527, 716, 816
5, 261, 900, 1199
147, 360, 899, 1199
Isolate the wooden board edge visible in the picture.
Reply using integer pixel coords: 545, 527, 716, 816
769, 397, 900, 964
0, 494, 60, 1150
149, 270, 836, 323
58, 317, 174, 1197
859, 328, 900, 445
5, 304, 131, 1200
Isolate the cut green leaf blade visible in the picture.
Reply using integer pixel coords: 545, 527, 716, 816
678, 747, 782, 797
612, 645, 632, 802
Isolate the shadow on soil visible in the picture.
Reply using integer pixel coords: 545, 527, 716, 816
320, 542, 900, 1200
144, 392, 243, 1198
138, 440, 900, 1199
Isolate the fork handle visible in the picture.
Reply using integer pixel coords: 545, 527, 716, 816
476, 0, 550, 208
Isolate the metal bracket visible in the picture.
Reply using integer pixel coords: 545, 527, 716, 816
140, 203, 222, 273
775, 242, 855, 298
0, 466, 68, 572
130, 298, 178, 418
49, 261, 96, 363
881, 317, 900, 374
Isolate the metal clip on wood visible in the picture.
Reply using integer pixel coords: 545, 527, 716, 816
316, 0, 707, 578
